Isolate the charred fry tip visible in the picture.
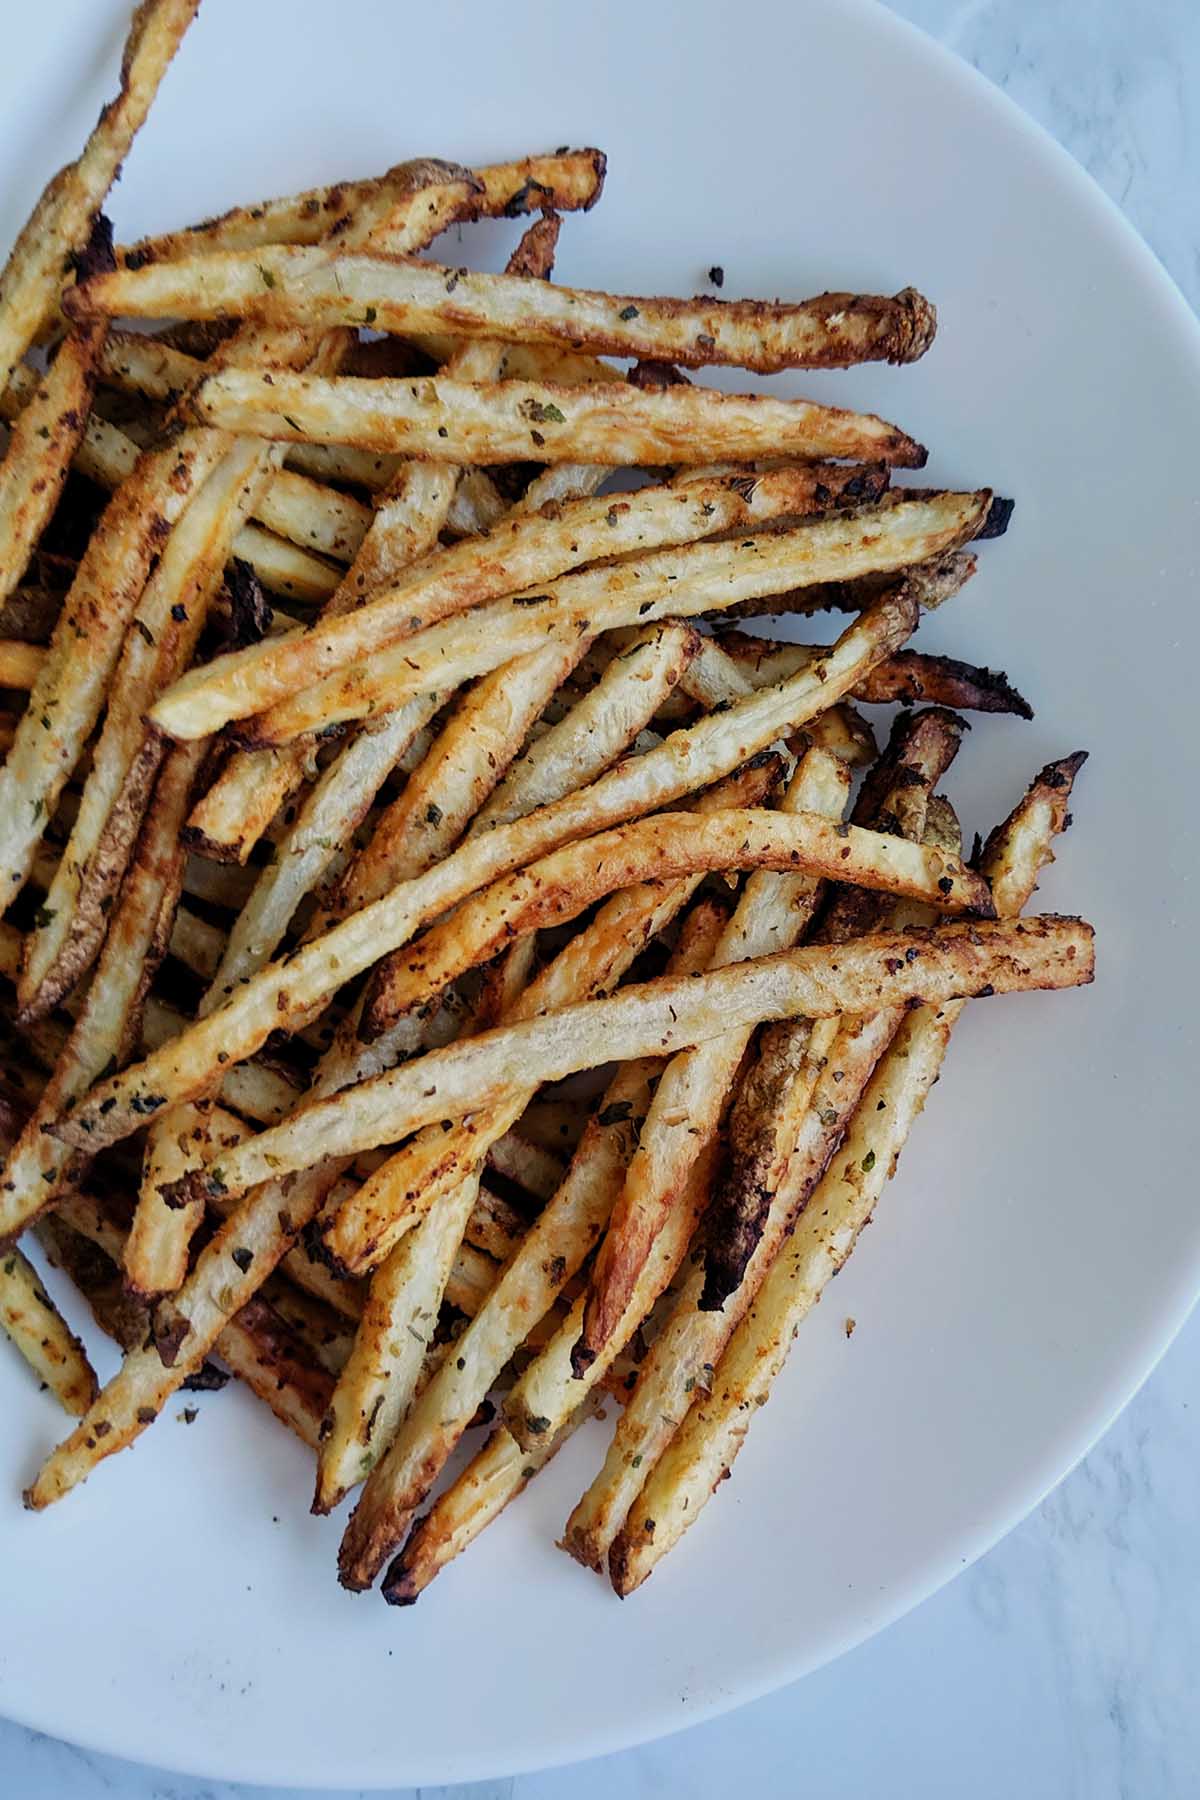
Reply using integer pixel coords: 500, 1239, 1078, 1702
976, 494, 1015, 540
893, 287, 938, 363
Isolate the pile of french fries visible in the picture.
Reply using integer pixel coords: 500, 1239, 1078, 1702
0, 0, 1094, 1604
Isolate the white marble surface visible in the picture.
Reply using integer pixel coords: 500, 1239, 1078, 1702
3, 1, 1198, 1794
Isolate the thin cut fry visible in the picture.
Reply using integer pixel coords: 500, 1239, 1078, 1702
321, 764, 780, 1277
472, 622, 699, 832
148, 462, 892, 739
0, 741, 201, 1247
187, 363, 929, 472
79, 241, 936, 374
335, 908, 724, 1589
124, 1100, 220, 1302
51, 591, 925, 1147
116, 149, 606, 267
0, 434, 225, 909
0, 330, 102, 607
149, 915, 1091, 1210
0, 1243, 97, 1415
0, 0, 199, 393
363, 802, 992, 1039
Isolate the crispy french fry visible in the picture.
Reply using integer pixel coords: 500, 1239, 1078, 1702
148, 462, 890, 739
116, 149, 606, 267
321, 765, 779, 1277
183, 743, 317, 864
607, 752, 1088, 1593
80, 239, 936, 373
124, 1100, 218, 1302
486, 1133, 564, 1207
214, 1294, 334, 1451
51, 591, 924, 1147
0, 640, 44, 688
0, 741, 201, 1247
25, 1154, 338, 1507
573, 748, 851, 1369
20, 439, 279, 1017
0, 330, 103, 607
0, 1243, 97, 1415
0, 0, 199, 393
147, 915, 1091, 1212
473, 622, 699, 832
363, 802, 991, 1039
240, 491, 984, 745
206, 691, 444, 998
0, 434, 225, 909
187, 360, 928, 472
713, 546, 977, 624
335, 906, 724, 1589
333, 640, 586, 917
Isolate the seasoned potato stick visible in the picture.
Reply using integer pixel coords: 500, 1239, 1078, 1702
141, 916, 1091, 1209
149, 462, 890, 739
322, 767, 779, 1276
52, 592, 924, 1147
473, 622, 699, 832
0, 330, 102, 607
0, 0, 199, 393
0, 434, 225, 907
186, 362, 928, 472
715, 546, 977, 624
124, 1100, 221, 1302
21, 439, 278, 1016
0, 741, 201, 1247
116, 149, 605, 267
0, 1243, 97, 1415
335, 912, 723, 1589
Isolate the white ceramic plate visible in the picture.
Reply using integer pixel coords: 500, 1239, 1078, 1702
2, 0, 1198, 1786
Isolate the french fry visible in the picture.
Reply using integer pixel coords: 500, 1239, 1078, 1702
607, 752, 1087, 1593
25, 1155, 338, 1508
363, 803, 992, 1039
573, 747, 852, 1369
321, 763, 779, 1278
0, 741, 202, 1248
486, 1133, 564, 1207
205, 691, 445, 997
146, 915, 1091, 1212
183, 744, 318, 864
20, 439, 279, 1017
238, 491, 983, 745
115, 149, 606, 267
148, 462, 892, 739
0, 0, 199, 394
51, 590, 924, 1147
0, 640, 44, 688
0, 330, 103, 607
0, 1243, 97, 1415
472, 622, 699, 832
333, 640, 587, 917
0, 434, 225, 909
186, 361, 928, 473
713, 545, 977, 624
124, 1100, 218, 1302
335, 905, 724, 1589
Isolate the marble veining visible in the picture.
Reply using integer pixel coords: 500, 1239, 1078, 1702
2, 3, 1198, 1795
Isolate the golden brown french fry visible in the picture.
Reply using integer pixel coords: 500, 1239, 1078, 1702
150, 915, 1091, 1212
115, 149, 606, 267
335, 907, 725, 1589
363, 802, 992, 1039
240, 491, 983, 745
713, 545, 977, 624
606, 752, 1088, 1593
0, 640, 44, 688
147, 462, 890, 739
123, 1100, 219, 1302
0, 330, 102, 607
0, 434, 225, 909
187, 359, 928, 471
321, 763, 781, 1278
20, 439, 279, 1017
0, 1243, 97, 1415
78, 239, 936, 373
49, 591, 925, 1148
0, 0, 199, 393
0, 741, 201, 1248
472, 622, 699, 832
183, 744, 317, 864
